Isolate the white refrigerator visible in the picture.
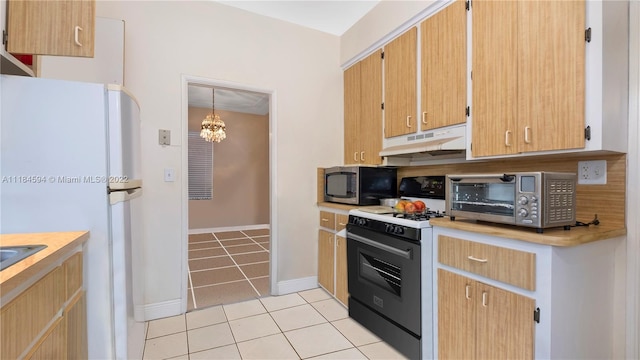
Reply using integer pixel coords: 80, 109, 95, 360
0, 75, 145, 359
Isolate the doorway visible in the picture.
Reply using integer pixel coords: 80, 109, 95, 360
181, 76, 276, 312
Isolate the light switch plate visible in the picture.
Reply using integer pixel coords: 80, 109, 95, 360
159, 129, 171, 146
164, 168, 175, 182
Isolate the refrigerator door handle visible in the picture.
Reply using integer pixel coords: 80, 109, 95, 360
109, 179, 143, 190
109, 188, 143, 205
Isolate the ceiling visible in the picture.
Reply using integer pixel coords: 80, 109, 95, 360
188, 85, 270, 116
190, 1, 380, 115
215, 0, 380, 36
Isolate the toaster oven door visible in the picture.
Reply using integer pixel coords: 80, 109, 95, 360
447, 175, 516, 224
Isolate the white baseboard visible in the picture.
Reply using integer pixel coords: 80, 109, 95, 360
138, 299, 183, 321
275, 276, 318, 295
189, 224, 270, 234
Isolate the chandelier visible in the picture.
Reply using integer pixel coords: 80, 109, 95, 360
200, 88, 226, 143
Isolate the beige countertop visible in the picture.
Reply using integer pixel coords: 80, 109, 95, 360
317, 202, 359, 211
429, 217, 626, 247
0, 231, 89, 295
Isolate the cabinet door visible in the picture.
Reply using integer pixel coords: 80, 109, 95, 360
437, 269, 475, 359
475, 282, 535, 360
344, 62, 362, 164
7, 0, 95, 57
26, 317, 66, 360
66, 292, 88, 359
517, 1, 585, 153
384, 28, 417, 138
318, 229, 335, 294
335, 235, 349, 306
421, 0, 467, 131
359, 49, 383, 165
471, 0, 518, 157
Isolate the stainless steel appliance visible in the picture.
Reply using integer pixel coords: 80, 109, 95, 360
324, 166, 397, 205
446, 172, 577, 232
346, 176, 446, 359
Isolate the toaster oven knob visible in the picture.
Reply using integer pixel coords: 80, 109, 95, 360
518, 208, 529, 217
518, 196, 529, 205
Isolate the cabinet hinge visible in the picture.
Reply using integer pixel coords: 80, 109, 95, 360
465, 106, 470, 117
534, 307, 541, 323
381, 103, 385, 110
585, 126, 591, 140
381, 51, 384, 59
466, 0, 471, 10
2, 30, 7, 46
585, 27, 592, 43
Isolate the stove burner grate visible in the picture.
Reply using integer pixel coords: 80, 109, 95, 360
392, 211, 445, 221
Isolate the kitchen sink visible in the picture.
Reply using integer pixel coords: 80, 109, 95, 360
0, 245, 47, 271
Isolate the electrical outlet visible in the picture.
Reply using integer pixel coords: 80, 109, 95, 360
159, 129, 171, 146
578, 160, 607, 185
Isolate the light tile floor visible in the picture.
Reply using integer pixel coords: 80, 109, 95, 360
188, 229, 270, 310
143, 288, 408, 360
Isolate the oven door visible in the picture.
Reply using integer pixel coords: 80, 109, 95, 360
346, 225, 421, 336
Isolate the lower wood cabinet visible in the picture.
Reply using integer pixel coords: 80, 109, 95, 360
438, 269, 535, 360
318, 209, 350, 307
0, 251, 87, 359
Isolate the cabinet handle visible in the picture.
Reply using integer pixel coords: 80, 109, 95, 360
321, 218, 329, 222
406, 116, 412, 128
465, 285, 471, 299
482, 291, 488, 307
505, 130, 512, 146
360, 151, 365, 161
524, 126, 532, 144
354, 152, 358, 162
422, 111, 427, 125
74, 26, 84, 47
336, 238, 339, 246
338, 222, 347, 226
467, 255, 488, 263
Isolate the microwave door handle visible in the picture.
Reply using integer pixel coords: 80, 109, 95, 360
347, 232, 412, 259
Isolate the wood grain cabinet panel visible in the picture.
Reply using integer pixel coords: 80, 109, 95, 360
438, 269, 535, 360
65, 291, 88, 359
335, 214, 349, 233
335, 235, 348, 306
471, 0, 585, 157
318, 229, 335, 293
420, 0, 467, 131
438, 235, 536, 291
319, 211, 336, 230
384, 28, 417, 139
7, 0, 95, 57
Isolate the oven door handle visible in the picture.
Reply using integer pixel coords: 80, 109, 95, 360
348, 232, 413, 259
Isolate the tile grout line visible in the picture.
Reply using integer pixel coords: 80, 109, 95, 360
187, 264, 198, 309
241, 230, 270, 252
214, 233, 262, 297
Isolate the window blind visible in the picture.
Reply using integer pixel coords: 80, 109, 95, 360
188, 131, 213, 200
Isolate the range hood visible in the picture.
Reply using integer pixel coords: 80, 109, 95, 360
379, 124, 466, 157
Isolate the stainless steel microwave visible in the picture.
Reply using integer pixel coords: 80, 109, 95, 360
324, 166, 397, 205
446, 172, 577, 232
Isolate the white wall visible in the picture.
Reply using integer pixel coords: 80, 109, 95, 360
96, 1, 343, 315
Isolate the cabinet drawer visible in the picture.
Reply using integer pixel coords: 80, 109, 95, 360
438, 235, 536, 291
335, 214, 349, 232
319, 211, 336, 230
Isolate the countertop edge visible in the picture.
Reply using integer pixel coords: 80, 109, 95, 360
0, 231, 90, 297
429, 217, 626, 246
317, 202, 359, 211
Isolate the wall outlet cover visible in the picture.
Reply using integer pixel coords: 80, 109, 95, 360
578, 160, 607, 185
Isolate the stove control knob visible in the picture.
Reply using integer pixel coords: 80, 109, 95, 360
519, 196, 529, 205
358, 218, 367, 226
394, 226, 404, 235
518, 208, 529, 217
385, 224, 393, 233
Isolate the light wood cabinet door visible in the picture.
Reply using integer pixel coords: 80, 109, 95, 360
344, 62, 361, 164
471, 0, 518, 157
420, 0, 467, 131
475, 282, 535, 359
7, 0, 95, 57
517, 0, 585, 153
384, 28, 417, 138
26, 317, 66, 360
66, 291, 88, 359
359, 49, 383, 165
437, 269, 535, 360
472, 0, 586, 157
318, 229, 335, 294
438, 269, 475, 360
335, 235, 348, 306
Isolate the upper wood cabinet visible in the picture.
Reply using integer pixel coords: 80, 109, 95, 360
343, 49, 383, 165
420, 0, 467, 131
6, 0, 95, 57
383, 28, 417, 139
471, 0, 585, 157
